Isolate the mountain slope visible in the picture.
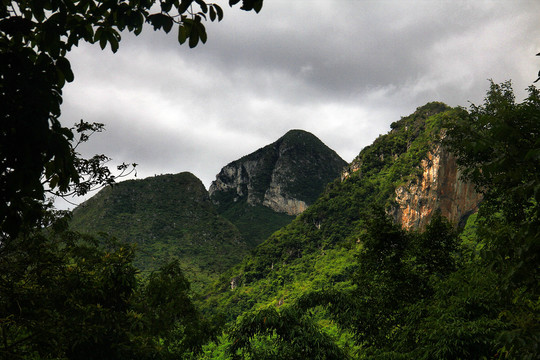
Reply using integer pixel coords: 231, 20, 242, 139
209, 129, 347, 247
70, 172, 247, 290
201, 102, 481, 319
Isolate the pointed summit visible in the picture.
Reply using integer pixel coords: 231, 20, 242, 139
209, 129, 346, 214
209, 129, 346, 246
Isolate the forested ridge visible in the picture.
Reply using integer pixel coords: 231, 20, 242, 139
0, 83, 540, 359
197, 83, 539, 359
68, 129, 347, 294
3, 81, 538, 359
1, 0, 539, 357
69, 172, 248, 292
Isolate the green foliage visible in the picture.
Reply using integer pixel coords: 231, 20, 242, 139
70, 172, 249, 292
0, 224, 210, 359
1, 1, 265, 358
227, 306, 350, 360
447, 81, 540, 226
219, 82, 540, 359
216, 200, 294, 248
136, 260, 216, 357
223, 210, 463, 359
446, 81, 540, 359
198, 104, 462, 339
218, 102, 457, 285
393, 265, 507, 360
202, 83, 540, 358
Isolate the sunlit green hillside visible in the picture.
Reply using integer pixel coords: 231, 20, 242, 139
201, 102, 461, 319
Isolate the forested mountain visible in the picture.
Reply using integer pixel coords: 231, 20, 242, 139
5, 83, 538, 359
210, 129, 347, 247
201, 102, 476, 319
2, 0, 537, 357
197, 84, 539, 360
70, 130, 346, 288
70, 172, 248, 289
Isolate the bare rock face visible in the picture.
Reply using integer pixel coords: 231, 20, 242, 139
390, 142, 482, 229
262, 184, 308, 215
209, 130, 347, 216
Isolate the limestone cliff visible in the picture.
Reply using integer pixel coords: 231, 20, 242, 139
390, 142, 482, 229
209, 129, 347, 216
341, 102, 481, 230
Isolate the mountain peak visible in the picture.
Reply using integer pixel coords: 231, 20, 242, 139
210, 130, 346, 214
70, 171, 247, 287
280, 129, 316, 140
209, 129, 347, 246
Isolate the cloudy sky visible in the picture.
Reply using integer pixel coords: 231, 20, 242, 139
58, 0, 540, 207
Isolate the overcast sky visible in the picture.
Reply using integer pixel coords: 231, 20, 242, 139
58, 0, 540, 208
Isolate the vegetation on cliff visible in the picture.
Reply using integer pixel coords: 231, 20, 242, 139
199, 102, 460, 321
195, 84, 538, 360
1, 81, 537, 359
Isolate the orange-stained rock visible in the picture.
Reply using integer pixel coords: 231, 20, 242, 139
390, 142, 482, 229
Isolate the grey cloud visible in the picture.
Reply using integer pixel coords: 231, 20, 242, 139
58, 0, 540, 209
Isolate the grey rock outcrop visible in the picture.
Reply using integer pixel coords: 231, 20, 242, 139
209, 129, 347, 216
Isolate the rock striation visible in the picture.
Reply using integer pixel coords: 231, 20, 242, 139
209, 129, 347, 216
389, 142, 482, 229
341, 102, 482, 230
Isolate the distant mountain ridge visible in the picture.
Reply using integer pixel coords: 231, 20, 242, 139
70, 130, 347, 288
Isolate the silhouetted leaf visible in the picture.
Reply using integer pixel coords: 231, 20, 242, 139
179, 0, 194, 14
56, 57, 74, 83
195, 0, 208, 13
198, 22, 207, 43
215, 4, 224, 21
148, 13, 174, 33
189, 25, 199, 48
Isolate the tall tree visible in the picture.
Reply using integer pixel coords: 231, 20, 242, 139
446, 81, 540, 359
1, 1, 263, 358
0, 228, 213, 359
